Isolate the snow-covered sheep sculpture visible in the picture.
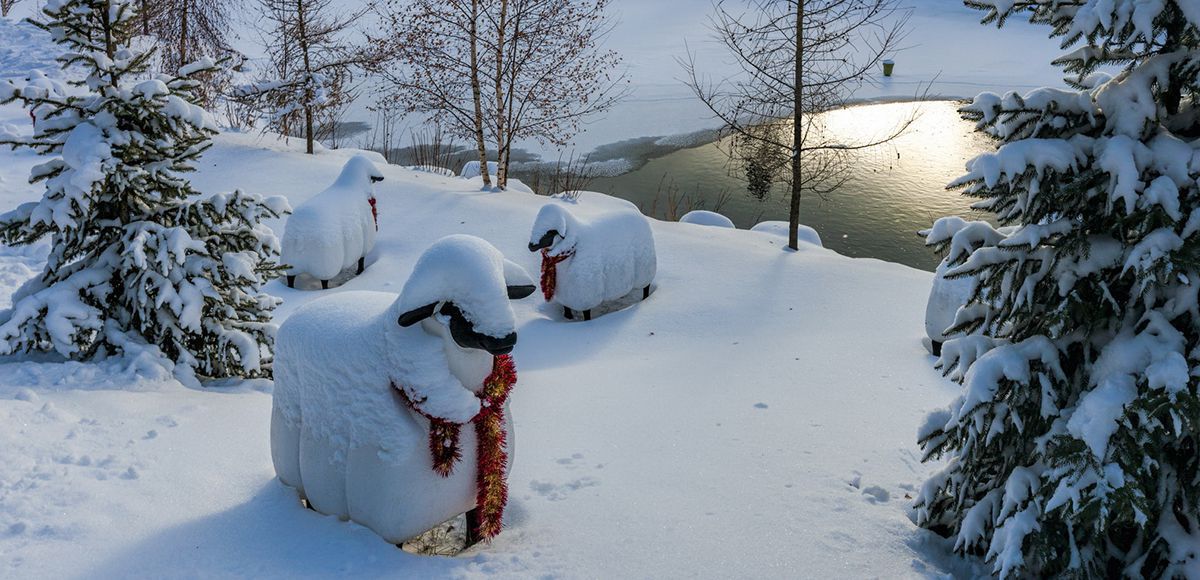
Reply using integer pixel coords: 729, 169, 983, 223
271, 235, 537, 546
921, 216, 999, 356
528, 202, 656, 321
281, 155, 384, 289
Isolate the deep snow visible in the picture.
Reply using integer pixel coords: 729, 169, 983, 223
0, 10, 992, 578
0, 116, 984, 576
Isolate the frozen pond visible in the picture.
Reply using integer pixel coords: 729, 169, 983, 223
589, 101, 998, 271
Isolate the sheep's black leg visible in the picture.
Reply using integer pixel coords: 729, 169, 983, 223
563, 306, 574, 320
642, 285, 650, 300
931, 340, 943, 357
464, 508, 482, 547
286, 275, 295, 288
321, 279, 330, 290
357, 257, 365, 275
583, 310, 591, 321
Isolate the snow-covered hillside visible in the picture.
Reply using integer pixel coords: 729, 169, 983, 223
0, 114, 981, 577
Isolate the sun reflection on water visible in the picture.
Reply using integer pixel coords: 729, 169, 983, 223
591, 100, 997, 271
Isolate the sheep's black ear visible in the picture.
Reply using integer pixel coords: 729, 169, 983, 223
502, 258, 535, 298
397, 303, 437, 327
370, 175, 384, 183
507, 285, 536, 299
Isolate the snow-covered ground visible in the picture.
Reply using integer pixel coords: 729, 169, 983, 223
0, 111, 984, 577
0, 8, 1018, 576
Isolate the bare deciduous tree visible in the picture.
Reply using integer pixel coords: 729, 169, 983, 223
684, 0, 910, 251
371, 0, 627, 190
132, 0, 238, 105
238, 0, 368, 154
368, 0, 494, 185
1, 0, 23, 17
485, 0, 626, 189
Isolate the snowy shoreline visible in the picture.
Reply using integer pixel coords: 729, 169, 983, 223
568, 96, 977, 179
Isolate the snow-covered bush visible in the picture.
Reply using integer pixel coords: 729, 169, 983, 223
916, 1, 1200, 576
271, 235, 535, 544
0, 0, 288, 383
460, 160, 498, 180
281, 155, 382, 289
528, 202, 656, 321
680, 210, 735, 229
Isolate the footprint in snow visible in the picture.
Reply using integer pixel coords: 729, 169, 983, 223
529, 476, 600, 501
861, 485, 890, 504
555, 453, 585, 468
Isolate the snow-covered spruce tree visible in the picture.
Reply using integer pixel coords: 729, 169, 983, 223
915, 1, 1200, 577
0, 0, 290, 383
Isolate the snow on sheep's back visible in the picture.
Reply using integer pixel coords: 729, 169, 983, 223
0, 120, 977, 577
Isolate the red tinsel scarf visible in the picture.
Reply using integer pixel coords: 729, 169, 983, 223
395, 354, 517, 542
368, 197, 379, 230
539, 248, 574, 301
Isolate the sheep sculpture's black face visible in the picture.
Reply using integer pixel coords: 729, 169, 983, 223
369, 175, 384, 183
397, 283, 535, 356
528, 230, 559, 252
439, 303, 517, 355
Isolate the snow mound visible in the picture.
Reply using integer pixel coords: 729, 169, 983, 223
750, 220, 823, 247
680, 210, 735, 228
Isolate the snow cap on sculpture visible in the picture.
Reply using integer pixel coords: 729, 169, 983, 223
336, 154, 386, 190
528, 203, 578, 256
396, 234, 535, 340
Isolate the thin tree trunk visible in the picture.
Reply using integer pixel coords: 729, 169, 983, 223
470, 0, 491, 186
788, 0, 803, 251
493, 0, 509, 190
179, 0, 188, 71
297, 0, 314, 154
1162, 3, 1183, 115
103, 0, 115, 60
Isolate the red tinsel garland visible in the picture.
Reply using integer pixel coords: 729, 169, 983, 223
395, 354, 517, 542
368, 197, 379, 230
539, 248, 573, 301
